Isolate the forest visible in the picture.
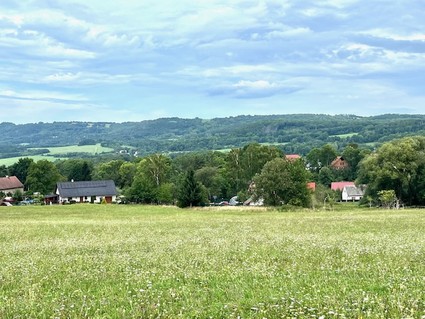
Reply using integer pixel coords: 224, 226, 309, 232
2, 114, 425, 160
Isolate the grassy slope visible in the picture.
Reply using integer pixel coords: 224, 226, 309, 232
0, 144, 114, 166
0, 205, 424, 318
36, 143, 114, 155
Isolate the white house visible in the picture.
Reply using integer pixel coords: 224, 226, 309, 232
56, 180, 117, 204
342, 185, 364, 201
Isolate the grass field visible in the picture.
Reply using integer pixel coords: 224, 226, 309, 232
0, 205, 424, 318
0, 144, 115, 166
31, 143, 114, 156
0, 155, 60, 167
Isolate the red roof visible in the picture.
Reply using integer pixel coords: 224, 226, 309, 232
0, 176, 24, 191
331, 181, 355, 191
285, 154, 301, 160
307, 182, 316, 191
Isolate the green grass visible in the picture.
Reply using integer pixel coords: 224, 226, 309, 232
0, 205, 424, 318
0, 155, 61, 166
0, 144, 115, 166
32, 143, 114, 155
330, 133, 359, 138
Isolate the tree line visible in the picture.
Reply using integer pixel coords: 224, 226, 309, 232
3, 114, 425, 160
2, 136, 425, 208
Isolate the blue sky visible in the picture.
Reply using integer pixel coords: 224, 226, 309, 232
1, 0, 424, 123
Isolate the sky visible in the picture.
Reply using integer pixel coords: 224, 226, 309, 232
0, 0, 424, 124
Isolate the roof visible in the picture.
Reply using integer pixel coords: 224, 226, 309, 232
56, 180, 117, 198
331, 156, 349, 168
331, 181, 355, 191
343, 185, 364, 197
307, 182, 316, 191
0, 176, 24, 191
285, 154, 301, 160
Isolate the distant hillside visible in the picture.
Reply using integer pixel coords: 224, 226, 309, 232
1, 114, 425, 159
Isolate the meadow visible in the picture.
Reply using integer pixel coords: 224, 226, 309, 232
0, 144, 114, 166
0, 205, 424, 318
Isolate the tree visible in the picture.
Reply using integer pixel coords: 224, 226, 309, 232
9, 158, 34, 188
56, 159, 93, 182
118, 162, 137, 189
253, 158, 312, 207
306, 144, 337, 172
93, 160, 124, 185
195, 166, 226, 202
226, 143, 283, 195
358, 136, 425, 206
26, 160, 64, 194
0, 165, 8, 177
318, 166, 335, 187
126, 154, 172, 204
177, 170, 206, 208
378, 190, 397, 209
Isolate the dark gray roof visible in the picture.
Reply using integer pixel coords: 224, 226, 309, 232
57, 180, 117, 198
344, 185, 364, 197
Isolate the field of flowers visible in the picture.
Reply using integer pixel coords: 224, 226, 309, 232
0, 205, 424, 318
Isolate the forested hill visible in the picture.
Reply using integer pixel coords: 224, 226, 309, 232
2, 114, 425, 156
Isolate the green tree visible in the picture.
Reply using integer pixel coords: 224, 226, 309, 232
253, 158, 312, 207
177, 170, 206, 208
358, 136, 425, 206
126, 154, 172, 204
226, 143, 283, 195
0, 165, 8, 177
93, 160, 124, 184
318, 166, 335, 187
378, 190, 397, 209
56, 159, 93, 182
195, 166, 226, 201
26, 160, 64, 194
8, 158, 34, 188
306, 144, 337, 171
118, 162, 137, 189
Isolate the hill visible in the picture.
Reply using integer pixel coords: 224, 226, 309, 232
1, 114, 425, 160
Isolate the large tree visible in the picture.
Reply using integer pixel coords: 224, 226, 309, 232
26, 160, 64, 194
126, 154, 173, 204
253, 157, 312, 207
357, 136, 425, 206
56, 159, 93, 182
9, 157, 34, 187
226, 143, 283, 195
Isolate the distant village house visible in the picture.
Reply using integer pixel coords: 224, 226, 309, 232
51, 180, 117, 204
331, 156, 349, 170
0, 176, 24, 195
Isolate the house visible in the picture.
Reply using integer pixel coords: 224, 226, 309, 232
0, 176, 24, 195
55, 180, 117, 204
342, 185, 365, 201
331, 181, 355, 191
330, 156, 349, 170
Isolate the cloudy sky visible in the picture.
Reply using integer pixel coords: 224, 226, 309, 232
0, 0, 424, 123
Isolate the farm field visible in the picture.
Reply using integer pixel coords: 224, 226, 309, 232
0, 205, 424, 318
32, 143, 114, 156
0, 144, 115, 166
